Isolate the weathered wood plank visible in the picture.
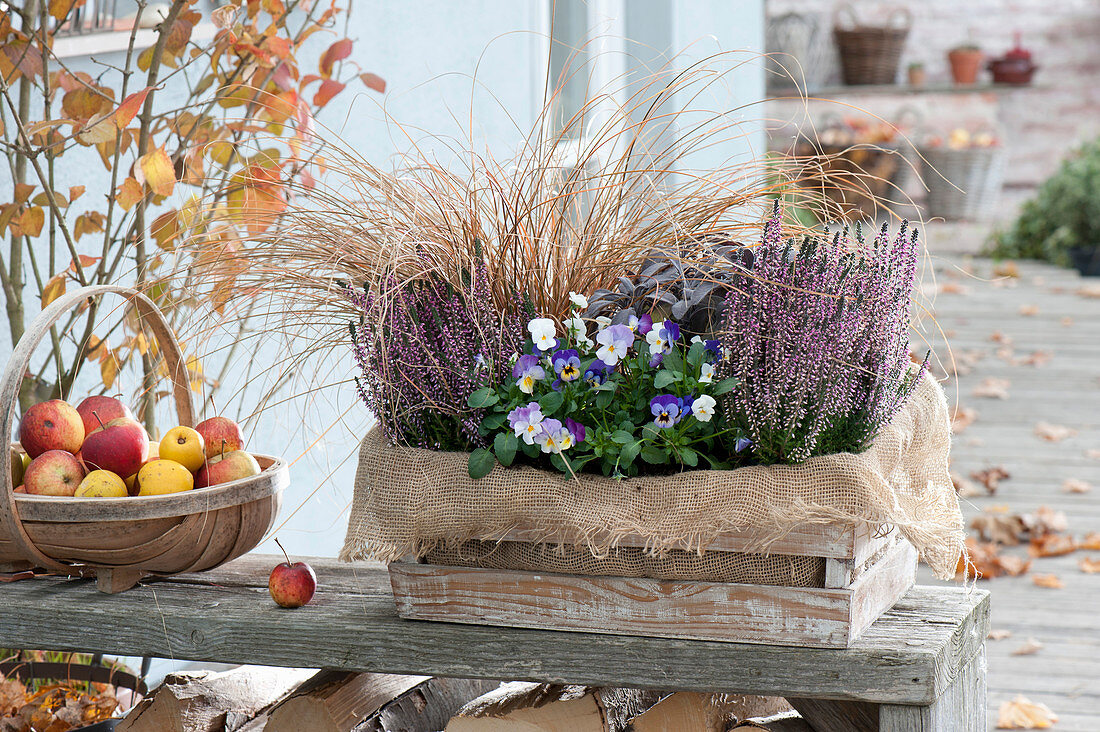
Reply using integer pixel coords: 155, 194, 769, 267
878, 648, 987, 731
0, 555, 988, 705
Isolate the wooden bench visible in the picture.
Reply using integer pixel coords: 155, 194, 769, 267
0, 555, 989, 731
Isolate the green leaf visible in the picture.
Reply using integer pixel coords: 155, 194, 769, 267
467, 387, 499, 408
687, 340, 705, 366
480, 412, 506, 431
712, 377, 739, 396
494, 432, 517, 466
662, 348, 684, 373
642, 422, 661, 440
468, 448, 496, 479
620, 440, 642, 466
596, 390, 614, 409
679, 446, 699, 467
640, 446, 669, 464
611, 429, 635, 444
521, 440, 540, 458
538, 391, 563, 416
653, 369, 681, 389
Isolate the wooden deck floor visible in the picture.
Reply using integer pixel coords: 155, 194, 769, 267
917, 256, 1100, 730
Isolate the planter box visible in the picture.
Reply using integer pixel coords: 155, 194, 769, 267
388, 523, 918, 649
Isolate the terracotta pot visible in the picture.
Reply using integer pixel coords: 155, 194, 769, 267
948, 48, 984, 84
907, 66, 927, 87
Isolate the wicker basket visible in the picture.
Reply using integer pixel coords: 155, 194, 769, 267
833, 5, 911, 86
795, 141, 906, 219
920, 147, 1006, 221
0, 285, 287, 593
766, 12, 829, 93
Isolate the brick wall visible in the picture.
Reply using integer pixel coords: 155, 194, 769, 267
765, 0, 1100, 191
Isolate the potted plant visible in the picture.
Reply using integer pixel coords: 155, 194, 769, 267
948, 44, 984, 84
907, 61, 927, 87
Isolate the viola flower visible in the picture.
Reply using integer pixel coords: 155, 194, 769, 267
512, 354, 546, 394
569, 292, 589, 309
508, 403, 545, 445
735, 436, 753, 452
649, 351, 664, 368
564, 316, 592, 347
636, 313, 654, 335
594, 315, 613, 328
681, 394, 695, 417
595, 324, 634, 366
552, 349, 582, 383
534, 418, 568, 453
584, 359, 611, 385
691, 394, 717, 422
565, 418, 586, 445
646, 319, 680, 356
650, 394, 683, 429
699, 362, 715, 384
528, 318, 558, 352
691, 336, 721, 361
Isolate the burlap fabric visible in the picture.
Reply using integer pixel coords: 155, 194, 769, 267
341, 375, 964, 580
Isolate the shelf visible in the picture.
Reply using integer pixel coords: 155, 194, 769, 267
768, 82, 1044, 98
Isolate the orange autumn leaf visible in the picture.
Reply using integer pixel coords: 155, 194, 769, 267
48, 0, 79, 21
114, 86, 154, 128
319, 38, 352, 78
1028, 533, 1076, 558
138, 148, 175, 197
1079, 556, 1100, 573
117, 177, 144, 210
313, 78, 345, 107
360, 72, 386, 93
1031, 573, 1063, 589
151, 210, 180, 250
1034, 421, 1076, 442
41, 274, 66, 307
13, 207, 44, 237
996, 695, 1058, 729
69, 185, 85, 203
1080, 532, 1100, 551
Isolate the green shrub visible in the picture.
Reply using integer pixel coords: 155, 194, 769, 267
987, 137, 1100, 265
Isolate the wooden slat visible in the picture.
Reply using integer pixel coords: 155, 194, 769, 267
0, 555, 988, 705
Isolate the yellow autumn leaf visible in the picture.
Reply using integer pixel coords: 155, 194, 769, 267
13, 207, 45, 237
138, 148, 175, 198
151, 209, 180, 250
100, 353, 119, 390
117, 177, 144, 211
41, 274, 66, 307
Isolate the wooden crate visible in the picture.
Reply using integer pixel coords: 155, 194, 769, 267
388, 524, 918, 649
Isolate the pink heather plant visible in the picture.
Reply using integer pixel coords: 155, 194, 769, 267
723, 204, 929, 464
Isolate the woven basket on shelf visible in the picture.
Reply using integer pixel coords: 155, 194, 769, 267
920, 147, 1006, 221
833, 5, 911, 86
0, 285, 288, 593
766, 12, 830, 93
795, 141, 906, 219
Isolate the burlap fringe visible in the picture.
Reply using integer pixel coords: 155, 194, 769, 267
341, 376, 965, 579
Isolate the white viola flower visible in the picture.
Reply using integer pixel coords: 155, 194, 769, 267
645, 326, 668, 355
692, 394, 717, 422
564, 316, 593, 347
528, 318, 557, 351
699, 362, 715, 384
595, 324, 634, 367
594, 315, 613, 328
568, 292, 589, 310
690, 335, 703, 345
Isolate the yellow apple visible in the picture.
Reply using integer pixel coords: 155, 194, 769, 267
159, 426, 205, 472
135, 459, 194, 496
75, 469, 128, 498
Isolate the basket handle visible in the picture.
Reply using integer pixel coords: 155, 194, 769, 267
886, 7, 913, 29
833, 3, 859, 30
0, 285, 195, 572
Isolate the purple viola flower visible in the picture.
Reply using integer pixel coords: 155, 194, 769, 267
704, 339, 720, 359
637, 313, 654, 335
552, 349, 582, 383
564, 418, 586, 445
584, 359, 611, 385
650, 394, 683, 429
512, 354, 546, 394
735, 436, 753, 453
680, 393, 695, 416
662, 320, 680, 343
595, 324, 634, 366
534, 418, 569, 453
508, 402, 545, 445
648, 351, 664, 368
645, 319, 680, 355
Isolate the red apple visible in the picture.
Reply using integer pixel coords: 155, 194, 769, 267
23, 450, 85, 496
195, 449, 260, 488
19, 400, 84, 459
81, 417, 150, 479
269, 539, 316, 608
195, 417, 244, 458
75, 396, 134, 438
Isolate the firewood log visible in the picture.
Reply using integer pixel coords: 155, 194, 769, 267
445, 682, 661, 732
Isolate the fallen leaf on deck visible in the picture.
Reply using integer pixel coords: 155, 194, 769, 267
996, 695, 1058, 729
1079, 556, 1100, 573
1028, 533, 1076, 558
1019, 350, 1052, 367
939, 281, 969, 295
1011, 638, 1044, 656
1082, 532, 1100, 551
1018, 304, 1039, 316
1060, 316, 1073, 327
970, 466, 1011, 494
1062, 478, 1091, 494
1075, 284, 1100, 299
948, 348, 987, 377
999, 555, 1033, 576
1035, 422, 1077, 442
957, 537, 1006, 579
973, 377, 1011, 399
951, 406, 978, 434
952, 471, 984, 497
993, 261, 1020, 278
990, 330, 1014, 345
988, 629, 1013, 640
1085, 449, 1100, 460
1024, 506, 1068, 535
1031, 573, 1063, 589
972, 511, 1025, 545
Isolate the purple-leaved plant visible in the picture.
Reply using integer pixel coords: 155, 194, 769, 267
723, 204, 929, 464
345, 267, 525, 449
